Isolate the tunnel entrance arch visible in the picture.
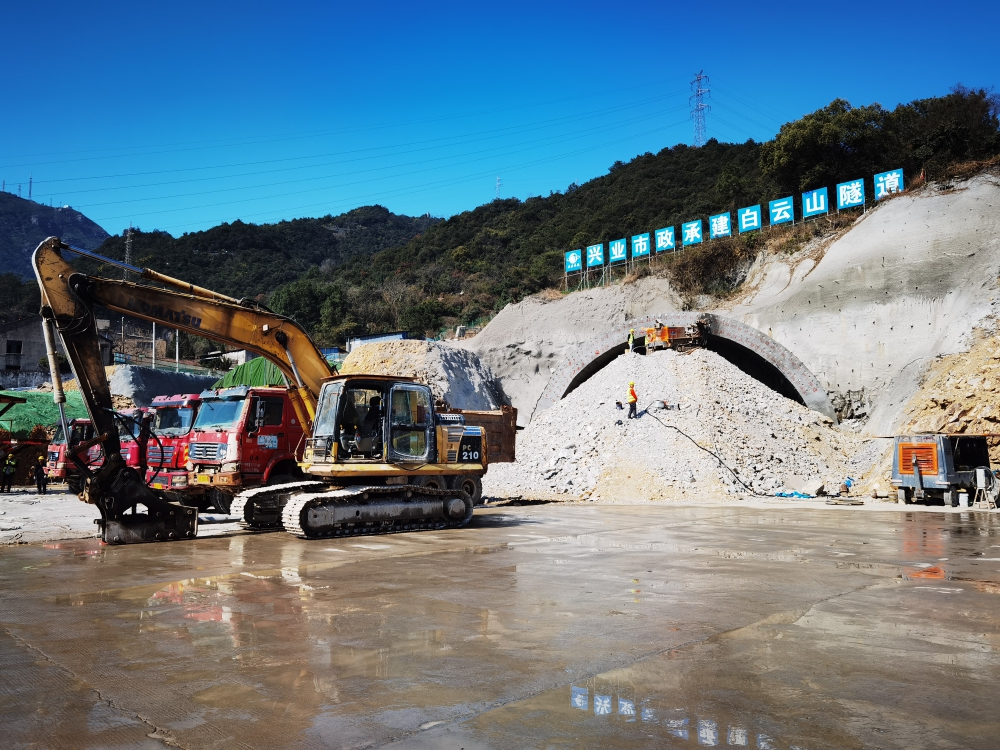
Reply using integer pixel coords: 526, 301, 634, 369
533, 313, 836, 421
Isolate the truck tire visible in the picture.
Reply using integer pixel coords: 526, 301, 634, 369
67, 477, 82, 495
210, 489, 233, 514
943, 490, 956, 508
412, 475, 449, 491
897, 488, 911, 504
449, 475, 483, 505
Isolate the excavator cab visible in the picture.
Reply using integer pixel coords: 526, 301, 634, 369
309, 376, 435, 464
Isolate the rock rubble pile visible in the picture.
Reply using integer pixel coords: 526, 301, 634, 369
484, 349, 872, 502
340, 340, 507, 411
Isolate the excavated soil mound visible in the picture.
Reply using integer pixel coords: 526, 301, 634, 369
484, 348, 877, 502
340, 340, 507, 411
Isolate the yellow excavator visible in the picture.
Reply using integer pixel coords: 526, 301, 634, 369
33, 237, 515, 544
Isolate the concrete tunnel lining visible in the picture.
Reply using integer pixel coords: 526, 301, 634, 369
532, 313, 837, 422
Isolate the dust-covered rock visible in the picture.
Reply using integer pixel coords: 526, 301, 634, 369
340, 340, 508, 411
484, 348, 876, 502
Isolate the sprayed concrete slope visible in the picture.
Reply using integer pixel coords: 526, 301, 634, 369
339, 339, 506, 410
456, 278, 682, 425
460, 175, 1000, 433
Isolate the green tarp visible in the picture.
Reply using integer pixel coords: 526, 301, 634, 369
0, 390, 89, 438
212, 357, 287, 390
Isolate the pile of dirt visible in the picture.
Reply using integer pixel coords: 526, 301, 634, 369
340, 340, 507, 411
484, 349, 876, 502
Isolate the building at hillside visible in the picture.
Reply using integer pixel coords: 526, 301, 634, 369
0, 316, 113, 387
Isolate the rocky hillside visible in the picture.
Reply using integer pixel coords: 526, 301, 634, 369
460, 173, 1000, 435
0, 192, 109, 278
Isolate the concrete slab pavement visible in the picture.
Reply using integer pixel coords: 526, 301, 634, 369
1, 504, 999, 748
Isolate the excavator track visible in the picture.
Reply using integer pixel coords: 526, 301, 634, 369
231, 481, 325, 529
281, 484, 474, 539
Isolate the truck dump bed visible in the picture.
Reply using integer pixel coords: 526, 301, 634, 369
445, 405, 517, 463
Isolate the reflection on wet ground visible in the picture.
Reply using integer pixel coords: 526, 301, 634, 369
2, 506, 999, 749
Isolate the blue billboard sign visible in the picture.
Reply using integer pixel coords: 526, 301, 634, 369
874, 168, 903, 200
564, 249, 582, 273
654, 227, 675, 252
586, 243, 604, 267
738, 205, 761, 233
768, 197, 794, 226
709, 212, 731, 239
571, 686, 588, 710
631, 233, 650, 258
681, 220, 703, 246
836, 179, 865, 209
609, 239, 627, 263
802, 187, 828, 218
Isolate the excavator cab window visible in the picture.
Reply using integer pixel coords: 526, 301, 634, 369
388, 385, 433, 462
339, 385, 385, 459
313, 383, 342, 437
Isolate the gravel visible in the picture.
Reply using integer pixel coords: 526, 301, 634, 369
484, 348, 875, 502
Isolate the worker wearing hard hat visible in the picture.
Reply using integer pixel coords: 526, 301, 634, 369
627, 328, 636, 354
33, 455, 48, 495
626, 381, 638, 419
2, 452, 18, 493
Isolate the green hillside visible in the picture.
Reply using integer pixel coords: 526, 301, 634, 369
269, 87, 1000, 342
85, 205, 438, 300
4, 87, 997, 342
0, 192, 110, 280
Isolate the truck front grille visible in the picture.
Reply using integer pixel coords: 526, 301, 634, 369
189, 442, 225, 461
147, 445, 175, 465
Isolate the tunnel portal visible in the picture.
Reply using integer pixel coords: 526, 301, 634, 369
532, 313, 835, 421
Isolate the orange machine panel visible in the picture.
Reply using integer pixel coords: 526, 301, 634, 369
898, 443, 938, 475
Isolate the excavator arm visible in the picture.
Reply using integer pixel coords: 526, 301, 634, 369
32, 236, 333, 544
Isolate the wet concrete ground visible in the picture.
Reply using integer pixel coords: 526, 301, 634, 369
1, 504, 999, 749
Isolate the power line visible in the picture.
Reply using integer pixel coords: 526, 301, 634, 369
30, 92, 692, 196
66, 104, 692, 211
92, 116, 695, 230
689, 71, 711, 147
0, 77, 694, 168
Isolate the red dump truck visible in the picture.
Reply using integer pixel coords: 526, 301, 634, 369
186, 386, 305, 513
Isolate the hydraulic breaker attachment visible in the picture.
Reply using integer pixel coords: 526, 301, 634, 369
85, 453, 198, 544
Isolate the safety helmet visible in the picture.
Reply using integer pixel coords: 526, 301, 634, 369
630, 328, 635, 332
629, 381, 635, 386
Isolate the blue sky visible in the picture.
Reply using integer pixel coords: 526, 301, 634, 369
2, 0, 997, 237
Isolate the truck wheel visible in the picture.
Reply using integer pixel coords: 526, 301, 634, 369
211, 489, 233, 514
413, 475, 449, 490
449, 475, 483, 505
942, 490, 956, 508
897, 488, 911, 504
67, 477, 82, 495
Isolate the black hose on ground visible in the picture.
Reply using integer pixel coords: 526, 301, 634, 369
637, 401, 775, 498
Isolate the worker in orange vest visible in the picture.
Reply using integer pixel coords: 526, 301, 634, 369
627, 381, 638, 419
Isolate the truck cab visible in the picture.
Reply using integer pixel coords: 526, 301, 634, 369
145, 394, 201, 493
116, 407, 150, 472
187, 386, 304, 504
46, 419, 101, 493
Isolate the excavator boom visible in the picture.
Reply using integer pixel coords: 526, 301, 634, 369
32, 236, 333, 543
